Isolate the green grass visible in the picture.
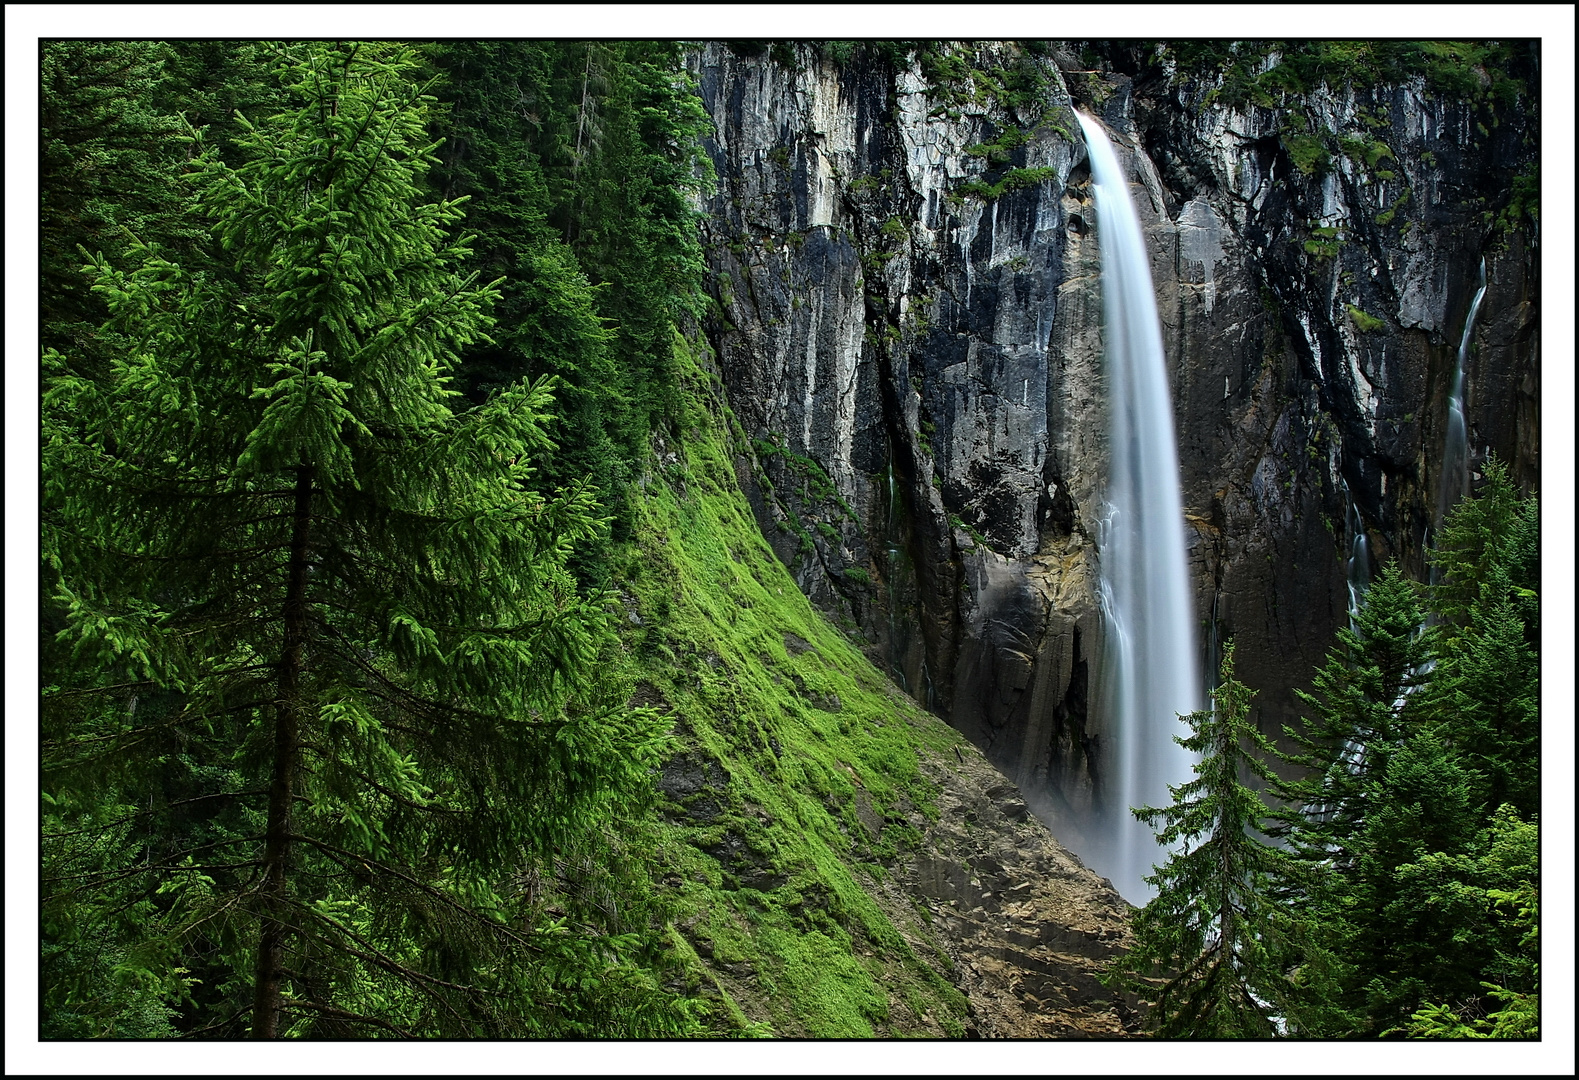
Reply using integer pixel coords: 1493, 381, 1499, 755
614, 331, 976, 1036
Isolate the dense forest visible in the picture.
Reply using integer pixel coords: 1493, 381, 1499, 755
37, 39, 1541, 1044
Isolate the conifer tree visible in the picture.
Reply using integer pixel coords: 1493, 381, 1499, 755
1423, 456, 1540, 816
42, 41, 688, 1038
1103, 644, 1294, 1038
1264, 465, 1541, 1038
427, 41, 713, 572
40, 40, 188, 376
1267, 563, 1431, 871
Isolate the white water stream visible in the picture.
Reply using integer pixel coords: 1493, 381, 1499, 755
1077, 113, 1200, 904
1437, 258, 1488, 531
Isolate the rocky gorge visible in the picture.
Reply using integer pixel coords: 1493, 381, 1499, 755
687, 40, 1540, 865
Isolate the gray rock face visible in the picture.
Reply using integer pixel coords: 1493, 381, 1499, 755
689, 42, 1539, 831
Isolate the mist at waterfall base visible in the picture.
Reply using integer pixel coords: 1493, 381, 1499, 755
1065, 112, 1200, 906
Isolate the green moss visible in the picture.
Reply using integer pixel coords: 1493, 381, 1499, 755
958, 166, 1059, 202
1375, 186, 1411, 227
1167, 40, 1529, 110
1283, 132, 1329, 176
1303, 223, 1345, 260
1347, 304, 1386, 332
618, 333, 976, 1036
1494, 162, 1539, 234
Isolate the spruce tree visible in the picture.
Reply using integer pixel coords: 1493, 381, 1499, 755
42, 41, 688, 1038
1423, 456, 1540, 816
427, 41, 713, 572
1103, 644, 1294, 1038
40, 40, 189, 376
1267, 563, 1431, 871
1265, 465, 1541, 1038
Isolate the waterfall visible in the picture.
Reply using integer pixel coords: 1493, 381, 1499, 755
1437, 259, 1487, 530
1077, 112, 1200, 904
883, 457, 908, 693
1344, 486, 1372, 631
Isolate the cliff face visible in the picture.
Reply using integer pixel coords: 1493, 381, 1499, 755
688, 41, 1538, 840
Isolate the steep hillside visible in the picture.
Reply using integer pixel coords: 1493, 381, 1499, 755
618, 334, 1136, 1036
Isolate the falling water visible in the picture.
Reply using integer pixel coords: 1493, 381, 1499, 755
883, 457, 908, 693
1343, 487, 1372, 631
1311, 485, 1374, 823
1077, 112, 1200, 904
1437, 259, 1487, 530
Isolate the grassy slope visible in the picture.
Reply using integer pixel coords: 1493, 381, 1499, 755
613, 332, 980, 1036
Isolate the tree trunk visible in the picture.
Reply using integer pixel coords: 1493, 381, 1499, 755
251, 464, 314, 1038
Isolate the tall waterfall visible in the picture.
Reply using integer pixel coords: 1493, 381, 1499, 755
1437, 258, 1488, 530
1077, 112, 1200, 904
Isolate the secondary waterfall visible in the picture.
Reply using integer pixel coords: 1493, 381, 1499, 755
1077, 112, 1200, 904
1344, 486, 1372, 630
1437, 258, 1488, 530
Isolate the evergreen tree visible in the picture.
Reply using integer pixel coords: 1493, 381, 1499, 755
1423, 456, 1540, 816
1429, 456, 1538, 634
1337, 730, 1486, 1031
40, 40, 188, 376
1103, 644, 1294, 1037
42, 41, 690, 1038
1397, 805, 1540, 1039
427, 41, 713, 577
1267, 563, 1431, 871
1265, 464, 1541, 1038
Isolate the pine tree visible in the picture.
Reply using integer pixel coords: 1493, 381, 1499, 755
1103, 644, 1294, 1037
1396, 805, 1540, 1039
1266, 464, 1541, 1038
42, 41, 690, 1038
1267, 563, 1431, 871
1428, 456, 1538, 633
427, 41, 714, 569
1424, 456, 1540, 816
40, 40, 189, 376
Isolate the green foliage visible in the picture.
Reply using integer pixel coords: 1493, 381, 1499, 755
1103, 645, 1293, 1037
1282, 133, 1329, 176
1424, 457, 1539, 815
1269, 565, 1430, 870
957, 166, 1060, 202
1166, 40, 1530, 110
39, 42, 190, 376
1347, 305, 1386, 333
916, 41, 1057, 117
1252, 465, 1541, 1039
1429, 456, 1539, 632
1493, 163, 1539, 233
41, 41, 693, 1039
1302, 223, 1345, 259
426, 41, 715, 579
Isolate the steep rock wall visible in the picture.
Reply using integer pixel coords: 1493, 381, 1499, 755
689, 41, 1539, 842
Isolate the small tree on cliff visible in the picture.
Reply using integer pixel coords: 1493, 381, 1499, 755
1103, 644, 1296, 1038
42, 42, 686, 1038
